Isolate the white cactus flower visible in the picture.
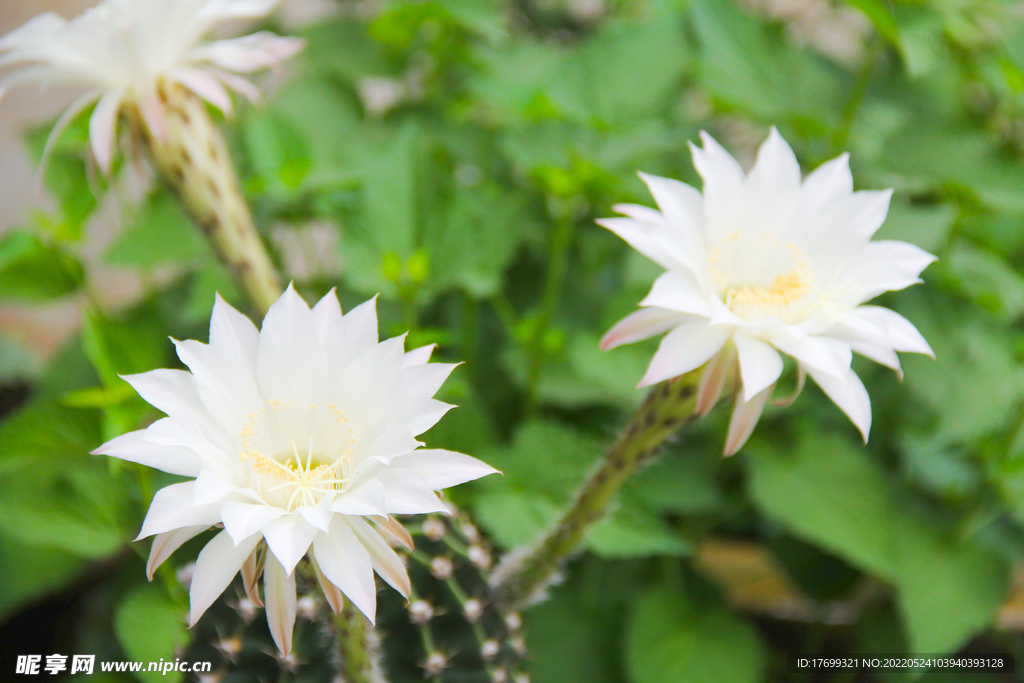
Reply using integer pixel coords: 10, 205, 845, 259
94, 286, 498, 653
0, 0, 303, 173
600, 128, 935, 455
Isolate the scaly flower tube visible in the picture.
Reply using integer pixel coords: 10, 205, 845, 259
94, 287, 498, 654
0, 0, 302, 174
600, 128, 935, 454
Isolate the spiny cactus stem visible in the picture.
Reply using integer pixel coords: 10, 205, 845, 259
490, 369, 705, 610
129, 81, 282, 315
333, 596, 384, 683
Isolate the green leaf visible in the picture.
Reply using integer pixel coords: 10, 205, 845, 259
422, 184, 531, 298
0, 230, 84, 301
570, 13, 691, 125
899, 288, 1024, 443
748, 434, 901, 578
848, 0, 900, 45
895, 519, 1008, 654
105, 190, 208, 268
0, 536, 88, 621
0, 400, 102, 477
627, 449, 725, 515
626, 585, 765, 683
0, 472, 129, 558
749, 433, 1010, 653
692, 0, 842, 126
81, 307, 168, 387
80, 305, 168, 436
945, 240, 1024, 321
114, 585, 190, 683
0, 402, 130, 558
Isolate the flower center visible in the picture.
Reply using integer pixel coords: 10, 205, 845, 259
723, 269, 813, 324
709, 231, 817, 324
238, 401, 355, 511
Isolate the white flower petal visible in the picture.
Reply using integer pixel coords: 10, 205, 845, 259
336, 334, 407, 425
797, 153, 852, 220
331, 478, 387, 516
397, 363, 460, 398
189, 529, 262, 626
612, 203, 664, 224
596, 217, 694, 273
386, 396, 455, 437
209, 293, 259, 364
92, 428, 201, 477
696, 343, 736, 416
220, 499, 286, 545
264, 552, 297, 655
724, 383, 773, 456
193, 467, 240, 505
849, 339, 902, 377
402, 343, 436, 367
690, 132, 747, 240
171, 66, 233, 115
806, 365, 872, 442
734, 334, 784, 401
256, 283, 320, 402
310, 553, 344, 615
639, 321, 731, 387
857, 305, 934, 356
311, 288, 343, 340
312, 517, 377, 623
138, 482, 221, 539
147, 525, 208, 580
638, 172, 709, 277
174, 338, 264, 428
242, 546, 264, 607
743, 128, 801, 237
388, 449, 500, 489
88, 86, 123, 174
339, 295, 380, 358
374, 468, 448, 514
600, 307, 690, 350
365, 422, 423, 463
298, 495, 335, 533
120, 370, 236, 454
345, 516, 411, 598
262, 514, 317, 576
371, 515, 414, 551
768, 333, 847, 379
640, 270, 711, 316
188, 32, 304, 72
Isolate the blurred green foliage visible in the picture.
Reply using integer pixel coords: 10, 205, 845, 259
5, 0, 1024, 680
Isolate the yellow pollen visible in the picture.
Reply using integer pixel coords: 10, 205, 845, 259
724, 268, 812, 323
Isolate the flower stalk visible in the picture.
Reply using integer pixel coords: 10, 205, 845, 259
333, 596, 383, 683
490, 368, 705, 609
128, 81, 282, 314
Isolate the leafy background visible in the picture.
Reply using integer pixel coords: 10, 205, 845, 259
3, 0, 1024, 680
